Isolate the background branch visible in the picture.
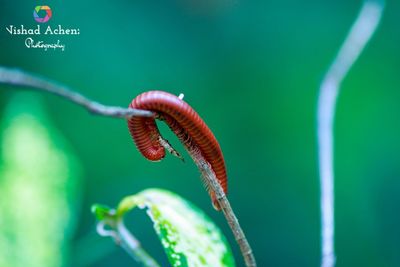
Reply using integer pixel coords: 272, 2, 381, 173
317, 1, 384, 267
0, 66, 154, 118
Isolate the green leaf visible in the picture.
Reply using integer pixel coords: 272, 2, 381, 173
116, 188, 235, 267
0, 93, 82, 267
91, 204, 115, 221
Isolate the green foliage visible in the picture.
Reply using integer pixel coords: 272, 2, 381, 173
94, 188, 235, 267
0, 93, 81, 267
91, 204, 114, 221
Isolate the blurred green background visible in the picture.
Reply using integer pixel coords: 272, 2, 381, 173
1, 0, 399, 266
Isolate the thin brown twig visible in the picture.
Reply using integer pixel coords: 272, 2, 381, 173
186, 147, 257, 267
0, 66, 154, 118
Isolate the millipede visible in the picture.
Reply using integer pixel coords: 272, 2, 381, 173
127, 90, 227, 210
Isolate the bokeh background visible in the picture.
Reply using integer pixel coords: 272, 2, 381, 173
1, 0, 399, 266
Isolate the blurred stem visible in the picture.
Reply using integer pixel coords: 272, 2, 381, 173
317, 1, 384, 267
188, 149, 257, 267
96, 216, 160, 267
0, 66, 154, 118
117, 221, 161, 267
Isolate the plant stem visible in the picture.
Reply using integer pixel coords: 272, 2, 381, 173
317, 1, 384, 267
189, 150, 257, 267
0, 66, 154, 118
116, 221, 161, 267
96, 219, 160, 267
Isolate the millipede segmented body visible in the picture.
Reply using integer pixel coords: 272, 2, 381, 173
127, 91, 227, 210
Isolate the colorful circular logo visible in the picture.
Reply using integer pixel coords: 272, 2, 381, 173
33, 6, 52, 23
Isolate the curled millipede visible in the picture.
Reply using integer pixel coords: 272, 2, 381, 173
127, 91, 227, 210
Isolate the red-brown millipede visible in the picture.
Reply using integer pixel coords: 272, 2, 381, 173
127, 90, 227, 210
